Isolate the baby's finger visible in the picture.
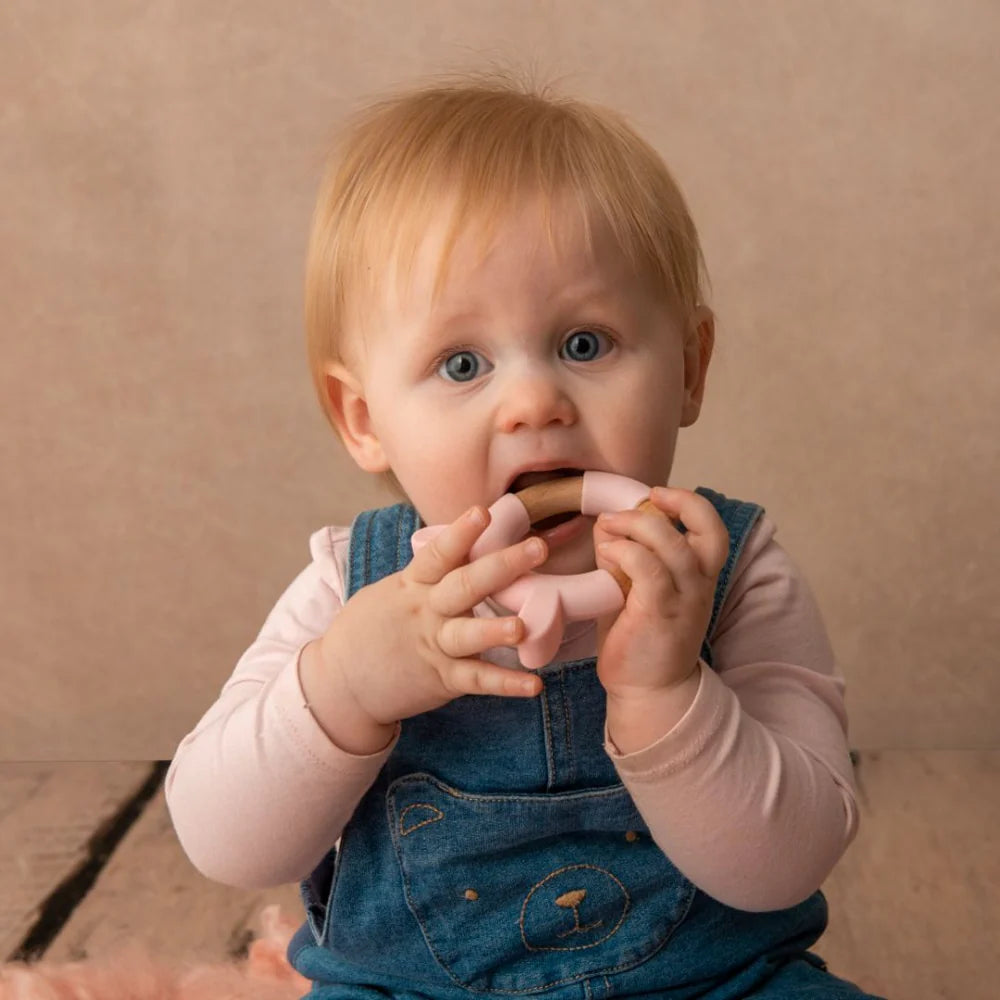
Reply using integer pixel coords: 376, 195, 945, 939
431, 536, 547, 616
597, 536, 680, 610
441, 659, 542, 699
596, 508, 700, 581
408, 506, 491, 585
648, 488, 730, 578
436, 615, 525, 659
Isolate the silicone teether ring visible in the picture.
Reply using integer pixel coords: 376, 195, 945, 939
411, 471, 668, 669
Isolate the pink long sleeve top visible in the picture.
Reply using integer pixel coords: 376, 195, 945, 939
166, 514, 859, 913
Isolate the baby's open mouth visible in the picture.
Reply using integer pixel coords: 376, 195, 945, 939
505, 468, 584, 531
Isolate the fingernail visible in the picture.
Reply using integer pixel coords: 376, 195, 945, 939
526, 538, 545, 559
505, 619, 520, 637
467, 506, 486, 526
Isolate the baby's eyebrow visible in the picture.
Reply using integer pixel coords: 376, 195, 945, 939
424, 286, 627, 343
428, 307, 484, 333
566, 287, 619, 310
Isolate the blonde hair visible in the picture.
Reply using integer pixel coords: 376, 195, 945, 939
304, 68, 709, 486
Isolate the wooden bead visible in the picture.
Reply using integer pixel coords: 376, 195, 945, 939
513, 476, 584, 523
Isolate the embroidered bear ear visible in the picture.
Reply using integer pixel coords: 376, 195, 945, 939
399, 802, 445, 837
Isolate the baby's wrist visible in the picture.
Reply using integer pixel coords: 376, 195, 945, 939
604, 664, 702, 755
299, 636, 396, 756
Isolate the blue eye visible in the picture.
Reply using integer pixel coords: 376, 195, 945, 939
438, 350, 486, 382
561, 329, 609, 363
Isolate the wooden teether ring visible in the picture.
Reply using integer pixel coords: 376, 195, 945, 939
513, 476, 666, 597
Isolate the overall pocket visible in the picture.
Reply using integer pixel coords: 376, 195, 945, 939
387, 773, 695, 994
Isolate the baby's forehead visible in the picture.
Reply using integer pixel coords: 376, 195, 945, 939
391, 196, 621, 300
345, 187, 676, 350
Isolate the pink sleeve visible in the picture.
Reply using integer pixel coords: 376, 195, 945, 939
604, 515, 860, 913
165, 526, 400, 890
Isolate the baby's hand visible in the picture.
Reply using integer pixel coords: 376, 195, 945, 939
313, 506, 547, 741
593, 487, 729, 703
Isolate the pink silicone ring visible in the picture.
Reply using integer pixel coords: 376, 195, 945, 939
411, 471, 652, 669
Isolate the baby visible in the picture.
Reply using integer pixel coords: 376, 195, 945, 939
167, 72, 882, 999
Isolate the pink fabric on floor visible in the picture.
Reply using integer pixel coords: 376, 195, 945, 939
0, 905, 307, 1000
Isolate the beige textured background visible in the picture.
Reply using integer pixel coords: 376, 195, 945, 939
1, 1, 997, 760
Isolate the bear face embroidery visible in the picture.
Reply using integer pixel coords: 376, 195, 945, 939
520, 864, 629, 952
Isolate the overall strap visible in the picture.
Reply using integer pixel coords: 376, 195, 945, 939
345, 503, 422, 600
694, 486, 765, 668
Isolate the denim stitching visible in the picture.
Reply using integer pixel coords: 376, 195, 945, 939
396, 508, 406, 571
347, 509, 373, 600
386, 768, 698, 989
539, 683, 556, 791
390, 773, 632, 807
538, 657, 594, 678
560, 668, 575, 786
396, 504, 419, 570
363, 510, 373, 596
399, 802, 445, 836
554, 896, 604, 938
520, 864, 630, 953
389, 815, 647, 995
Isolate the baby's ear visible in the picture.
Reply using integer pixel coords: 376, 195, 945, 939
323, 362, 389, 473
680, 306, 715, 427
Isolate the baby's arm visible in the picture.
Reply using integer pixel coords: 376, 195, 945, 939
167, 509, 546, 889
165, 527, 392, 889
604, 515, 859, 913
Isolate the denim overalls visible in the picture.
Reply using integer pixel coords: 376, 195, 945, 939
288, 488, 881, 999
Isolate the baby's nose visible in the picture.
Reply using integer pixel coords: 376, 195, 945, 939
495, 371, 576, 432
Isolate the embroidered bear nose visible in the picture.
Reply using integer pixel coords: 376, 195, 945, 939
555, 889, 587, 908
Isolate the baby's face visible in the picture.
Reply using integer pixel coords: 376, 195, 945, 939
346, 193, 704, 576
